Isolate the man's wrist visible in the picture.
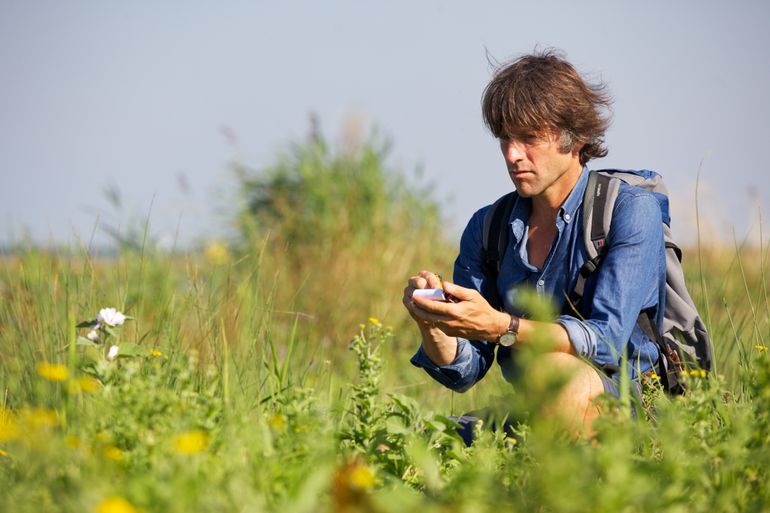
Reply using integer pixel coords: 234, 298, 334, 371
496, 313, 520, 347
496, 312, 512, 339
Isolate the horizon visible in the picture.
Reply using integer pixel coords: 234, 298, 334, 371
2, 1, 769, 249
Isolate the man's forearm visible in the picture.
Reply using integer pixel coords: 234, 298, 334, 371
518, 319, 576, 355
419, 325, 460, 366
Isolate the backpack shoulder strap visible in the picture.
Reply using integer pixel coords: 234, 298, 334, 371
570, 171, 621, 307
481, 191, 518, 308
581, 171, 622, 259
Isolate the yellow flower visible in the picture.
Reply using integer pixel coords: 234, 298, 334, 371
755, 345, 768, 353
150, 350, 162, 357
689, 369, 707, 378
96, 431, 112, 443
95, 496, 141, 513
368, 317, 381, 327
0, 407, 19, 442
0, 448, 9, 458
68, 377, 101, 394
648, 373, 660, 381
204, 242, 230, 266
348, 464, 376, 489
173, 430, 208, 455
36, 362, 69, 382
268, 413, 287, 432
20, 407, 58, 429
103, 446, 124, 461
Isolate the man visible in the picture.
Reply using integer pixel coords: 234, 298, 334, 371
402, 50, 665, 437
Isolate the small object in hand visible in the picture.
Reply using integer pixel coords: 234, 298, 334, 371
412, 289, 460, 303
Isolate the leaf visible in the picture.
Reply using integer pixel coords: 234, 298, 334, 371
385, 416, 411, 436
114, 343, 143, 357
81, 346, 102, 364
430, 415, 460, 431
388, 393, 419, 414
76, 320, 97, 328
76, 336, 99, 347
422, 418, 447, 433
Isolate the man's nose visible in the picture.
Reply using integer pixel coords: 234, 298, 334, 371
501, 140, 525, 162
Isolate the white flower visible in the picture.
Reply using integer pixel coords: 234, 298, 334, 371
107, 345, 120, 360
86, 330, 100, 342
97, 308, 126, 327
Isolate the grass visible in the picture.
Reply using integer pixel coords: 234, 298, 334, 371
2, 134, 770, 512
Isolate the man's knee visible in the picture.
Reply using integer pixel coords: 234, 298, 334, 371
530, 352, 605, 411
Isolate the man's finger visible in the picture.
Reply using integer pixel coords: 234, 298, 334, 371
442, 281, 478, 301
418, 270, 442, 289
412, 294, 456, 316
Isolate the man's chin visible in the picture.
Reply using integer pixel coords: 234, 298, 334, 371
511, 182, 538, 197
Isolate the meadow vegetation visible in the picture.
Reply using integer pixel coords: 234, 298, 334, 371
1, 133, 770, 512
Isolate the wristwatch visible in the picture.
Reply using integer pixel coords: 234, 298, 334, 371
498, 314, 520, 347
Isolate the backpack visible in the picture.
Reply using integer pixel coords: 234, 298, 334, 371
481, 169, 713, 394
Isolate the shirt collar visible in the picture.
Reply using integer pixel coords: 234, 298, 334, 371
559, 166, 589, 224
508, 166, 589, 241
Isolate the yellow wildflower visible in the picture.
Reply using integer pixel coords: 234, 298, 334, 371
368, 317, 381, 327
204, 242, 230, 266
96, 431, 112, 443
103, 446, 124, 461
150, 350, 162, 357
68, 377, 101, 394
689, 369, 707, 378
755, 345, 768, 353
21, 407, 58, 429
94, 496, 141, 513
268, 413, 287, 432
36, 362, 69, 382
648, 373, 660, 381
0, 407, 19, 442
348, 464, 376, 489
173, 430, 208, 455
0, 448, 9, 458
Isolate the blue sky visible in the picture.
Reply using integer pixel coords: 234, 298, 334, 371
2, 1, 769, 248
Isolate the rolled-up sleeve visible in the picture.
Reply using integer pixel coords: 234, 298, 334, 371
410, 338, 494, 393
556, 316, 597, 359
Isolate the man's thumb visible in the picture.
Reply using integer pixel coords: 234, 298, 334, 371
442, 281, 475, 301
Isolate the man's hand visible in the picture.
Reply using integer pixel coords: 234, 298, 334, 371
402, 270, 444, 330
407, 278, 510, 342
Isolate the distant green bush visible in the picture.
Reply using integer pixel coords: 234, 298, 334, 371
233, 133, 454, 352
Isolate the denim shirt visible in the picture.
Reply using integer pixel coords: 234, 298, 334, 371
411, 168, 666, 392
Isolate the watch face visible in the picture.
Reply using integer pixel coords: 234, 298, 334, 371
499, 332, 516, 347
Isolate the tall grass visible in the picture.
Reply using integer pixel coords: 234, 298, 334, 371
233, 134, 455, 359
1, 134, 770, 512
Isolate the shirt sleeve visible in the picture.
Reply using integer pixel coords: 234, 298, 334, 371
409, 207, 498, 392
409, 338, 495, 393
556, 190, 666, 366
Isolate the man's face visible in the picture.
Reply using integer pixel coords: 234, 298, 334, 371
499, 132, 582, 199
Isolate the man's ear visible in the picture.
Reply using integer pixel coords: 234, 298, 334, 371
571, 142, 585, 158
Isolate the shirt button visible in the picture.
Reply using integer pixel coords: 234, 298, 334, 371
537, 279, 545, 286
564, 213, 571, 221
